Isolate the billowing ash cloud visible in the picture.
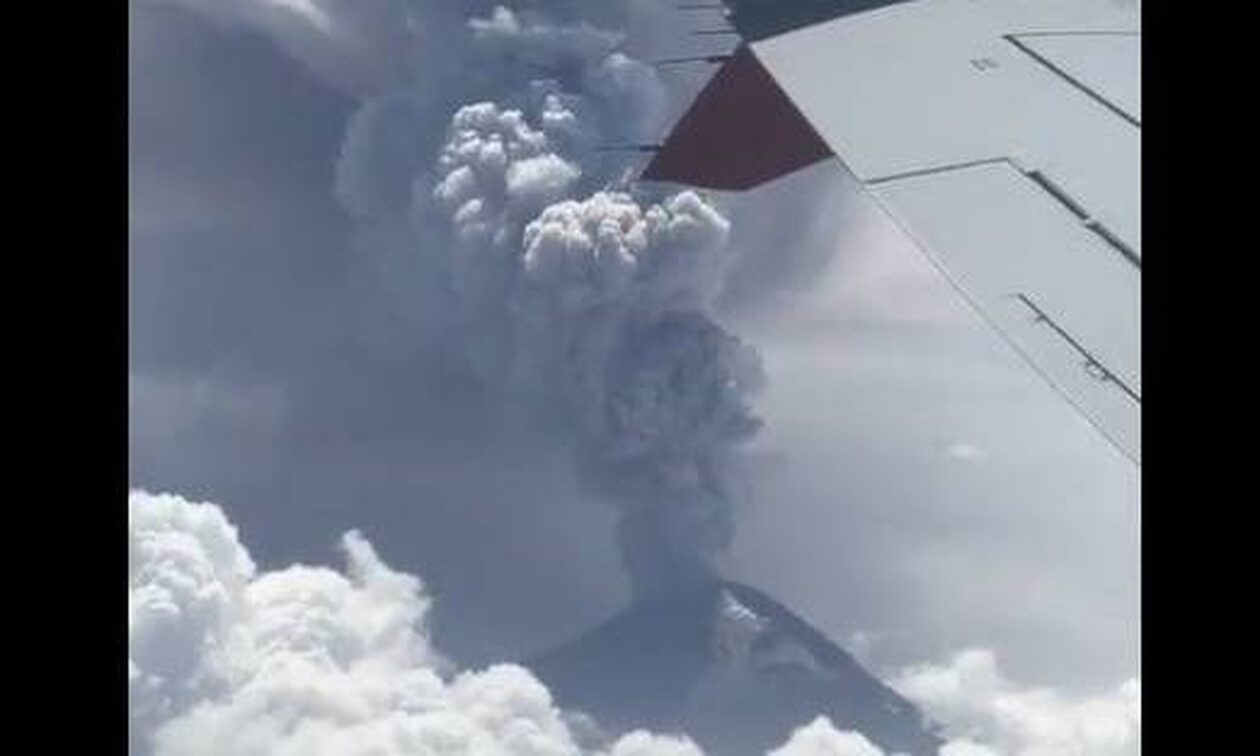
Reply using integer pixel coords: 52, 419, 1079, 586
469, 5, 622, 65
520, 191, 734, 316
332, 3, 666, 225
466, 6, 667, 143
426, 99, 584, 311
129, 489, 709, 756
330, 4, 763, 598
572, 310, 763, 595
433, 101, 582, 246
148, 0, 422, 94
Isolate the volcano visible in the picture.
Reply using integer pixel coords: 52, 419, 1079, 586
527, 580, 943, 755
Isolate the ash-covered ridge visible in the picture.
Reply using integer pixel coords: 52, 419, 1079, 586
527, 581, 944, 756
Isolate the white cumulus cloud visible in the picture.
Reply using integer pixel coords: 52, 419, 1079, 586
605, 732, 706, 756
893, 649, 1140, 756
129, 490, 711, 756
768, 718, 887, 756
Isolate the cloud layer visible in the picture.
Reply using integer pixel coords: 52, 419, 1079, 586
893, 650, 1140, 756
768, 719, 887, 756
129, 490, 707, 756
130, 491, 1139, 756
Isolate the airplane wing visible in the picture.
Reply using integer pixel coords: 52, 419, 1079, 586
644, 0, 1141, 463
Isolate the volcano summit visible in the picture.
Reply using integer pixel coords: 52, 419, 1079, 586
529, 581, 943, 756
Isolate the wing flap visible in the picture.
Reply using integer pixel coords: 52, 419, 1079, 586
871, 160, 1140, 461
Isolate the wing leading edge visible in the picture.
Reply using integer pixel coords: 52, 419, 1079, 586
722, 0, 915, 41
644, 0, 1141, 463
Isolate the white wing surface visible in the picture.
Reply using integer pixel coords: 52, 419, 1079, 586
646, 0, 1141, 463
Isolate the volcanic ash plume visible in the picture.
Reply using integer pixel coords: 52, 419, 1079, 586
571, 310, 764, 596
430, 99, 584, 308
435, 113, 763, 598
339, 5, 765, 598
509, 185, 764, 597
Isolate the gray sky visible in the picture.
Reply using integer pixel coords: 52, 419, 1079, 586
128, 0, 1138, 693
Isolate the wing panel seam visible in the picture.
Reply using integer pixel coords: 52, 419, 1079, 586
861, 174, 1140, 463
1013, 293, 1141, 405
1003, 34, 1141, 128
869, 158, 1141, 270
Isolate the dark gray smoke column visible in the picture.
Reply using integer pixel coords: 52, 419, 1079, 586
337, 5, 766, 599
579, 312, 764, 595
514, 188, 766, 598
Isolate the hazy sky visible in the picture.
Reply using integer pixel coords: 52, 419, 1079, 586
128, 0, 1138, 699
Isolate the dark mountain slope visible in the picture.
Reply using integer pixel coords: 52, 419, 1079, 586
528, 580, 943, 755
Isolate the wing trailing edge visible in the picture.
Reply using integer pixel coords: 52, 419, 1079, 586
641, 45, 832, 191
